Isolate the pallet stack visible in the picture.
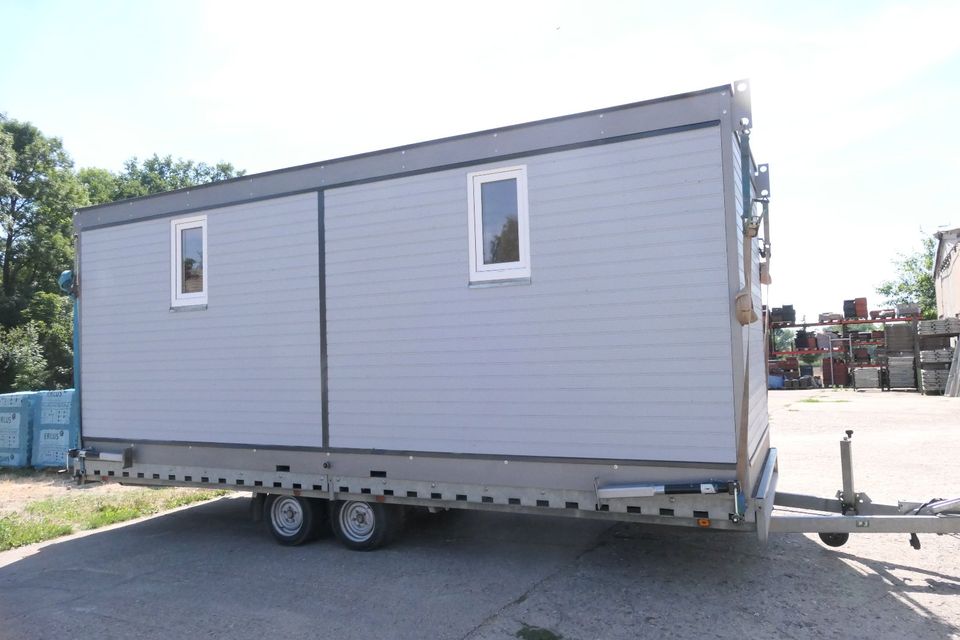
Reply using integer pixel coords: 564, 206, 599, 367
794, 329, 818, 351
919, 348, 955, 364
918, 319, 960, 395
896, 303, 921, 317
821, 358, 849, 386
0, 390, 80, 468
842, 297, 868, 319
843, 300, 856, 319
769, 305, 796, 324
884, 324, 917, 390
853, 367, 880, 389
885, 324, 915, 351
918, 318, 960, 336
887, 356, 916, 389
921, 369, 951, 394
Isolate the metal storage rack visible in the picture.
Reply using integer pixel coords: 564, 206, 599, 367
768, 315, 920, 390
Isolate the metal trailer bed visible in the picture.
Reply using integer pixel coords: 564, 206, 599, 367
66, 80, 960, 549
70, 429, 960, 550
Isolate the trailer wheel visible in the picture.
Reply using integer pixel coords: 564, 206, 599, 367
331, 500, 401, 551
266, 495, 318, 546
818, 532, 850, 548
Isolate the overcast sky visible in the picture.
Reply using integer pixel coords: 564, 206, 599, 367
2, 0, 958, 320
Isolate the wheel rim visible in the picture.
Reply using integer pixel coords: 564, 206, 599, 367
339, 501, 376, 542
271, 497, 305, 537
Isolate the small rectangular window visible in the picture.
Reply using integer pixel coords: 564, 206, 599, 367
170, 215, 207, 307
467, 166, 530, 284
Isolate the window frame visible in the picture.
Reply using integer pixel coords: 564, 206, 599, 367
466, 165, 530, 284
170, 215, 208, 308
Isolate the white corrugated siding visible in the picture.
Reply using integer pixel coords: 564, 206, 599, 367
80, 193, 323, 446
733, 133, 770, 458
325, 127, 736, 462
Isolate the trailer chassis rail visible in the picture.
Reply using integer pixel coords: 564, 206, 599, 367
753, 432, 960, 549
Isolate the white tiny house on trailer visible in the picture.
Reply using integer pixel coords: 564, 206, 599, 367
72, 81, 777, 547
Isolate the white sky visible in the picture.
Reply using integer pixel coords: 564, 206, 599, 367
2, 0, 959, 319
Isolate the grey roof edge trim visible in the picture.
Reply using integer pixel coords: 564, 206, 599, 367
76, 82, 737, 231
934, 227, 960, 238
77, 122, 720, 232
82, 437, 737, 469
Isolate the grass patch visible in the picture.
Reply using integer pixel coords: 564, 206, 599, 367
0, 517, 73, 549
798, 397, 850, 404
0, 488, 227, 552
516, 624, 563, 640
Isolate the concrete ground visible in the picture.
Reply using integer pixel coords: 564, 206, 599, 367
0, 389, 958, 639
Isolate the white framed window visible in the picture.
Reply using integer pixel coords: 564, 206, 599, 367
170, 215, 207, 307
466, 165, 530, 284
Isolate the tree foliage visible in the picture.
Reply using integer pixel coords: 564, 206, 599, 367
80, 154, 245, 205
0, 322, 47, 392
876, 236, 937, 319
488, 217, 519, 263
22, 292, 74, 389
0, 115, 243, 393
0, 117, 86, 318
76, 167, 116, 206
772, 329, 795, 353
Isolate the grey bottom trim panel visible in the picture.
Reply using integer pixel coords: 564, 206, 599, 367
83, 437, 737, 470
82, 440, 738, 490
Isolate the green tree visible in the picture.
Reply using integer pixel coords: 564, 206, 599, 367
77, 167, 118, 206
845, 323, 879, 332
0, 117, 86, 323
22, 292, 73, 389
80, 155, 245, 204
876, 236, 937, 319
489, 217, 519, 263
0, 323, 47, 392
772, 328, 795, 353
0, 126, 16, 201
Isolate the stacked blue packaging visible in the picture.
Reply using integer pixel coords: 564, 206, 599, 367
31, 389, 80, 468
0, 392, 35, 467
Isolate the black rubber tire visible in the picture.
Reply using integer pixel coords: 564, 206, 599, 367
265, 495, 317, 546
330, 500, 404, 551
818, 532, 850, 548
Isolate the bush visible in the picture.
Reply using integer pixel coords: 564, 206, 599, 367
22, 292, 73, 388
0, 322, 48, 392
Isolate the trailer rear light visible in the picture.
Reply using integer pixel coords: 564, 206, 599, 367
697, 518, 711, 528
